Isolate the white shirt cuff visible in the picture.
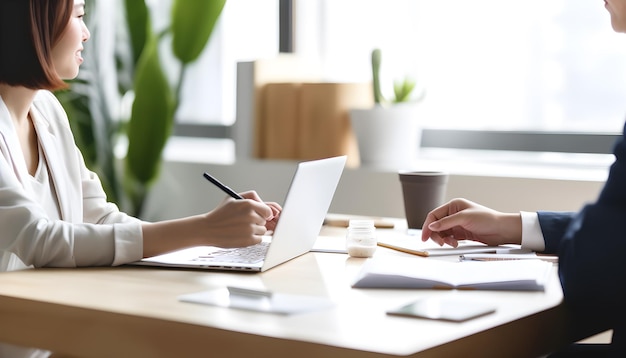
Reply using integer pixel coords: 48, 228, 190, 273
520, 211, 545, 252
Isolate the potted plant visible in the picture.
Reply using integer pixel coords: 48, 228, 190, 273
56, 0, 226, 217
350, 48, 425, 169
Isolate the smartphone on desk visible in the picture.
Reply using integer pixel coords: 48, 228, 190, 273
387, 297, 496, 323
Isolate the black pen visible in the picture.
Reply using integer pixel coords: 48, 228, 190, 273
203, 172, 244, 200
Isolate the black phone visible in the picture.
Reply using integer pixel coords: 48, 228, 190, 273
387, 297, 496, 323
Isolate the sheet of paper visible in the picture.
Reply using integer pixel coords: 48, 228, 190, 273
311, 235, 348, 253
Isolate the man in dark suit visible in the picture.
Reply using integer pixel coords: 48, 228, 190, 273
539, 120, 626, 355
421, 128, 625, 357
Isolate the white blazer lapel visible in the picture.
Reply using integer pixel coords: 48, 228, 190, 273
29, 106, 75, 221
0, 96, 32, 189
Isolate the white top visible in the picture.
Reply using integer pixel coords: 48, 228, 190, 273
520, 211, 546, 251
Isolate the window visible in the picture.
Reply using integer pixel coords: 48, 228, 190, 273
165, 0, 622, 155
295, 0, 626, 133
149, 0, 279, 126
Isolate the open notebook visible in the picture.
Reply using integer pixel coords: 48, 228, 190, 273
352, 256, 554, 291
130, 156, 347, 272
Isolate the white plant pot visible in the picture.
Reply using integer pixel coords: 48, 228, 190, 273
350, 105, 422, 170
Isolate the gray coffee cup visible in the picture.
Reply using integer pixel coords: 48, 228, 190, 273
398, 171, 449, 229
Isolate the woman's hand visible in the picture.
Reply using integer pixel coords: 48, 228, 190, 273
200, 190, 281, 248
421, 198, 522, 248
239, 190, 282, 232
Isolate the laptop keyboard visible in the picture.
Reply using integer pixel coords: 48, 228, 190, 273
195, 241, 270, 264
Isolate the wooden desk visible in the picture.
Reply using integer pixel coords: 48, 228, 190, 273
0, 226, 569, 357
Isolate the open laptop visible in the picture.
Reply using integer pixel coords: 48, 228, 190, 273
130, 155, 347, 272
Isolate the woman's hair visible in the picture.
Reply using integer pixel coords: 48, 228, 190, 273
0, 0, 74, 90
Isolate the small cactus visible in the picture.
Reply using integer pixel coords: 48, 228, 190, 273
371, 48, 384, 104
370, 48, 424, 106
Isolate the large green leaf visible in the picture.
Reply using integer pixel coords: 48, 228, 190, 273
126, 35, 175, 186
171, 0, 226, 64
124, 0, 150, 66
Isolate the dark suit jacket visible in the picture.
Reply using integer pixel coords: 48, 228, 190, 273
537, 123, 626, 356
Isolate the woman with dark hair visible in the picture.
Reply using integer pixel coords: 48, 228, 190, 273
0, 1, 280, 356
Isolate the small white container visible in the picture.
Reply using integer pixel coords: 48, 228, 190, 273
346, 220, 377, 258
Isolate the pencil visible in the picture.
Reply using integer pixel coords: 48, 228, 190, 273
377, 241, 428, 257
459, 254, 558, 263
